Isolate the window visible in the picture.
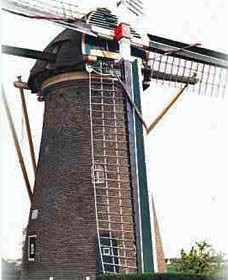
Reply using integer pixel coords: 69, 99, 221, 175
31, 209, 39, 220
92, 164, 104, 184
28, 235, 37, 261
100, 233, 119, 273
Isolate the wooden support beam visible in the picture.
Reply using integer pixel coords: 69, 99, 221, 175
151, 71, 198, 85
146, 84, 188, 134
2, 85, 33, 203
117, 74, 189, 135
14, 81, 29, 90
151, 195, 167, 273
117, 75, 148, 130
2, 45, 56, 62
17, 76, 37, 175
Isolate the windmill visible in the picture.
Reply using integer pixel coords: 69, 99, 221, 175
2, 0, 228, 279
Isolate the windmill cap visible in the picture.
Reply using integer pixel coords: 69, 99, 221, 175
28, 29, 85, 93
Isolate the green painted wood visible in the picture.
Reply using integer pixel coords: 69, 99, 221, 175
132, 59, 154, 272
123, 60, 143, 272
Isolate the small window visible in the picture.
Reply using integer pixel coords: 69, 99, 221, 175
28, 235, 37, 261
92, 164, 104, 184
103, 247, 111, 256
31, 209, 39, 220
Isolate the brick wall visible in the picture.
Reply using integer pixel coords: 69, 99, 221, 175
22, 79, 97, 279
22, 74, 137, 279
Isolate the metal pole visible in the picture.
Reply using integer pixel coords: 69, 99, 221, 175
2, 85, 33, 203
17, 76, 37, 175
146, 84, 188, 134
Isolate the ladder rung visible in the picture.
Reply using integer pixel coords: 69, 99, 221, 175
92, 96, 125, 101
103, 262, 137, 269
90, 81, 117, 85
100, 244, 135, 251
94, 134, 127, 139
94, 133, 127, 137
92, 102, 125, 107
98, 228, 133, 234
95, 162, 129, 167
93, 116, 126, 121
97, 203, 132, 209
104, 170, 129, 174
95, 154, 128, 160
98, 220, 132, 225
94, 139, 127, 143
91, 88, 122, 92
105, 179, 130, 183
98, 211, 132, 217
103, 254, 136, 260
100, 236, 135, 242
90, 77, 118, 81
92, 110, 126, 114
93, 124, 125, 128
96, 187, 130, 191
91, 91, 122, 96
96, 194, 131, 200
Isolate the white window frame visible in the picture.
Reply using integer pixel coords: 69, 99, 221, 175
92, 164, 104, 184
103, 247, 111, 256
31, 209, 39, 220
28, 235, 37, 261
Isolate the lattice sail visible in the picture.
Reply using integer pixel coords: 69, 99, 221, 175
2, 0, 96, 36
146, 51, 228, 97
141, 34, 228, 97
2, 0, 228, 97
3, 0, 87, 18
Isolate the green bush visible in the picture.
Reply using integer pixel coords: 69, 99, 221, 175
96, 272, 225, 280
171, 241, 225, 277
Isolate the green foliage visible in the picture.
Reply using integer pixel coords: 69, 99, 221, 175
167, 263, 177, 273
171, 241, 225, 277
96, 272, 222, 280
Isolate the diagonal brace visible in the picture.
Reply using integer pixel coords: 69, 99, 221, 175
117, 74, 189, 135
17, 76, 37, 175
2, 85, 33, 203
116, 75, 148, 130
146, 84, 188, 134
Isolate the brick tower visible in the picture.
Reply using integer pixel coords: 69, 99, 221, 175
22, 9, 153, 280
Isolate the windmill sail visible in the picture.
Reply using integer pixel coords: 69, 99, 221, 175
3, 0, 87, 19
145, 34, 228, 97
117, 0, 144, 17
3, 0, 228, 97
2, 0, 96, 36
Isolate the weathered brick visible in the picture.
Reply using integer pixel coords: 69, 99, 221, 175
22, 76, 137, 279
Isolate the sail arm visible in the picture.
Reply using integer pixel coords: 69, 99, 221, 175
147, 33, 228, 69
